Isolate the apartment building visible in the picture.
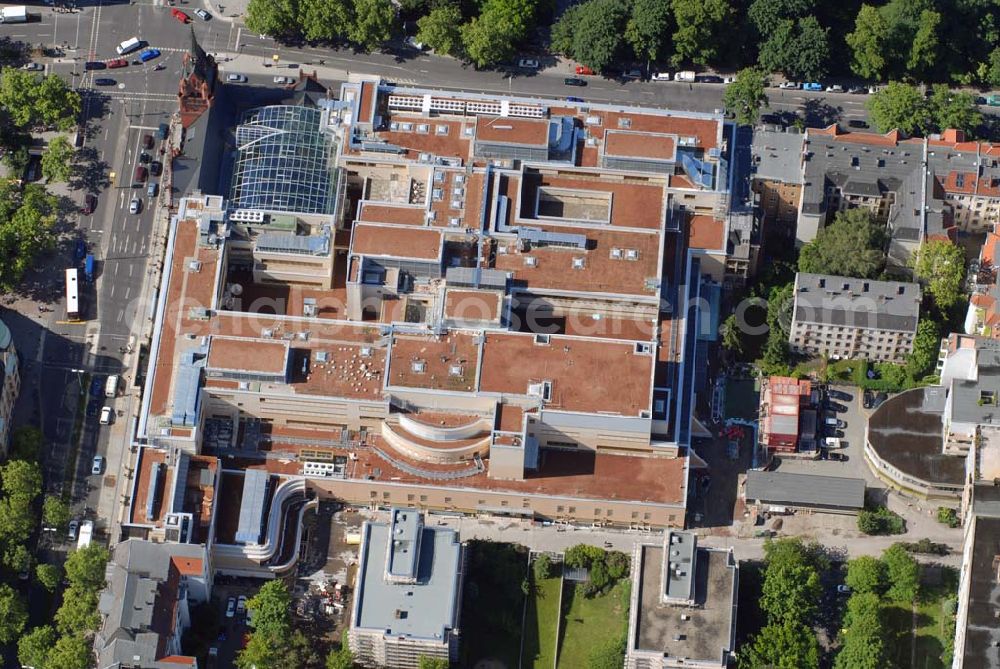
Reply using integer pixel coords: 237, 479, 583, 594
349, 508, 464, 667
0, 317, 18, 456
788, 273, 921, 363
94, 539, 211, 668
625, 531, 738, 668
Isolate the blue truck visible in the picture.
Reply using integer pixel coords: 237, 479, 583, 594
84, 254, 95, 283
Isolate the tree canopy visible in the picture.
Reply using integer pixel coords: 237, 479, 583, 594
0, 69, 80, 131
845, 556, 886, 595
0, 584, 28, 644
461, 0, 534, 68
348, 0, 396, 52
883, 543, 920, 601
741, 620, 820, 669
40, 135, 75, 183
846, 5, 888, 80
912, 239, 965, 311
670, 0, 732, 66
798, 208, 886, 279
907, 319, 941, 380
64, 544, 110, 592
723, 67, 769, 126
416, 4, 463, 57
835, 592, 888, 669
18, 625, 57, 669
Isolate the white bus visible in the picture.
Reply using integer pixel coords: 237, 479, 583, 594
65, 268, 79, 320
77, 520, 93, 549
116, 36, 141, 55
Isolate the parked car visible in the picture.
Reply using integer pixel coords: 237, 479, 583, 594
139, 151, 151, 164
837, 584, 851, 594
94, 78, 116, 86
226, 73, 247, 83
873, 392, 889, 408
848, 86, 866, 94
273, 76, 291, 84
84, 61, 106, 71
67, 520, 79, 541
100, 406, 113, 424
142, 133, 154, 149
226, 597, 236, 618
517, 58, 540, 69
92, 455, 104, 475
134, 165, 147, 183
723, 75, 736, 84
830, 452, 848, 462
696, 74, 723, 83
157, 123, 169, 140
848, 119, 870, 128
623, 68, 643, 79
575, 65, 595, 75
651, 71, 671, 81
147, 182, 158, 197
826, 84, 844, 92
107, 58, 128, 69
194, 8, 211, 19
564, 77, 587, 87
171, 7, 191, 23
138, 48, 160, 63
828, 389, 852, 402
83, 193, 97, 215
827, 401, 848, 413
778, 81, 799, 89
863, 389, 875, 409
150, 160, 162, 176
21, 62, 43, 71
803, 82, 823, 91
236, 596, 247, 614
566, 96, 584, 103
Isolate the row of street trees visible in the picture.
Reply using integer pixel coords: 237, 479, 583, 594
251, 0, 1000, 86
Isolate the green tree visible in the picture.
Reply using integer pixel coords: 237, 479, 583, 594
247, 579, 293, 635
906, 319, 941, 380
587, 633, 626, 669
789, 16, 829, 81
927, 85, 982, 136
298, 0, 350, 42
64, 544, 110, 592
564, 543, 606, 568
747, 0, 813, 35
416, 4, 463, 57
987, 47, 1000, 87
460, 0, 533, 68
937, 506, 959, 527
47, 633, 94, 669
723, 67, 769, 126
0, 69, 80, 130
5, 543, 34, 574
550, 4, 581, 56
237, 632, 282, 669
0, 584, 28, 644
0, 496, 36, 544
34, 74, 81, 131
835, 593, 887, 669
0, 183, 58, 291
846, 5, 888, 80
43, 495, 71, 530
866, 81, 928, 134
907, 9, 940, 78
36, 562, 63, 592
18, 624, 57, 669
532, 553, 552, 580
757, 19, 795, 74
326, 645, 355, 669
883, 543, 920, 601
625, 0, 672, 65
845, 556, 886, 595
569, 0, 629, 72
913, 239, 965, 311
10, 426, 43, 460
54, 586, 100, 634
1, 458, 42, 499
418, 657, 450, 669
798, 208, 886, 278
670, 0, 733, 67
41, 135, 74, 182
761, 561, 822, 623
244, 0, 300, 39
349, 0, 395, 52
741, 620, 820, 669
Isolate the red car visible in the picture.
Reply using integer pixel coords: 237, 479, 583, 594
171, 7, 191, 22
575, 65, 595, 75
107, 58, 128, 69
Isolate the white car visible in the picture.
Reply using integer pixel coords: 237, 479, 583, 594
99, 406, 113, 425
129, 198, 141, 215
67, 520, 79, 541
779, 81, 799, 89
723, 75, 736, 84
237, 595, 247, 614
826, 84, 844, 92
92, 455, 104, 475
273, 76, 291, 84
194, 8, 210, 20
517, 58, 540, 69
651, 72, 671, 81
225, 597, 236, 618
226, 73, 247, 83
21, 63, 44, 71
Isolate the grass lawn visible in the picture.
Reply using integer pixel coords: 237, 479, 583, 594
522, 563, 562, 669
460, 541, 528, 669
885, 568, 958, 669
555, 580, 630, 669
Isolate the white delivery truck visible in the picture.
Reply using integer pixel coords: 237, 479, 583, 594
105, 374, 119, 398
77, 520, 93, 549
674, 70, 697, 82
0, 6, 28, 23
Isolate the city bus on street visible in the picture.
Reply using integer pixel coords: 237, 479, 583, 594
65, 268, 80, 321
